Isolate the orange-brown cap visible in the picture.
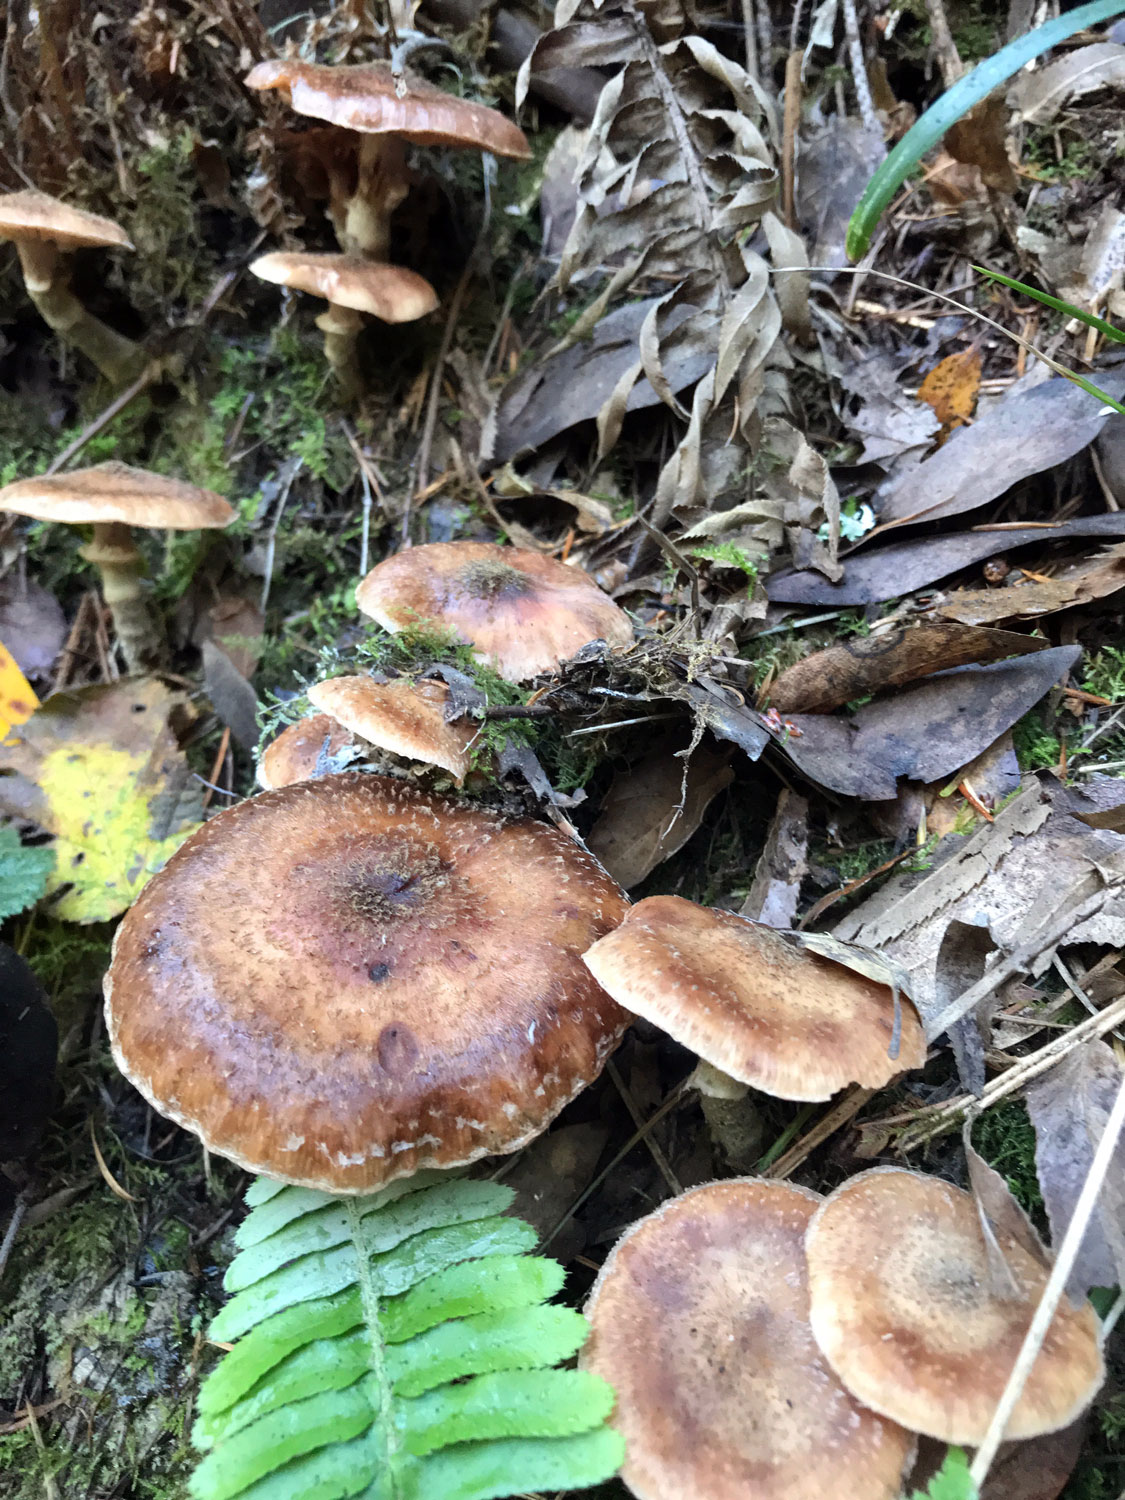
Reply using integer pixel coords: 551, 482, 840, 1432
582, 1178, 916, 1500
805, 1167, 1105, 1444
308, 675, 476, 784
104, 773, 630, 1192
0, 462, 234, 530
582, 895, 926, 1101
245, 60, 531, 158
356, 541, 635, 682
257, 713, 357, 790
0, 190, 133, 250
250, 251, 438, 323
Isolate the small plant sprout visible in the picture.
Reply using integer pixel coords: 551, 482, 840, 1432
0, 190, 145, 384
0, 462, 234, 672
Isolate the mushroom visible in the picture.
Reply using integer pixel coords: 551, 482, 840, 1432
0, 190, 144, 384
257, 712, 358, 791
581, 1178, 916, 1500
307, 674, 477, 784
250, 250, 437, 396
104, 772, 631, 1192
804, 1167, 1105, 1445
0, 462, 234, 673
244, 59, 531, 259
356, 541, 636, 682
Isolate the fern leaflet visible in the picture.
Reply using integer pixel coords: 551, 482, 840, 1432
190, 1172, 623, 1500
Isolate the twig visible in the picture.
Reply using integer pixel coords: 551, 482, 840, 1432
607, 1059, 683, 1196
259, 457, 303, 612
45, 360, 162, 475
781, 50, 803, 229
0, 1197, 26, 1283
763, 1085, 876, 1179
969, 1068, 1125, 1486
341, 420, 383, 575
841, 0, 878, 132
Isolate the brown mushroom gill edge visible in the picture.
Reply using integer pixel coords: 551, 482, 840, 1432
104, 773, 631, 1192
355, 540, 635, 682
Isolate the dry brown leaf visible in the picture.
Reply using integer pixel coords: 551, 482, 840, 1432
934, 542, 1125, 624
945, 94, 1018, 192
740, 788, 808, 927
1012, 41, 1125, 124
917, 346, 982, 443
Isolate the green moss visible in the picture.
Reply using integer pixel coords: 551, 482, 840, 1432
971, 1098, 1043, 1215
1013, 708, 1062, 772
1083, 646, 1125, 703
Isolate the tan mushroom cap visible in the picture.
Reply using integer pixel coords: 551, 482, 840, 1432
805, 1168, 1105, 1444
0, 190, 133, 250
0, 462, 234, 530
104, 773, 630, 1192
250, 252, 438, 323
257, 713, 356, 790
308, 675, 476, 784
582, 895, 926, 1101
245, 60, 531, 158
356, 541, 635, 682
582, 1179, 916, 1500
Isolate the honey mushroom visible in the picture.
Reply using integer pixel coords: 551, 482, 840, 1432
356, 540, 636, 682
257, 713, 358, 791
307, 675, 478, 785
0, 462, 234, 673
104, 773, 631, 1193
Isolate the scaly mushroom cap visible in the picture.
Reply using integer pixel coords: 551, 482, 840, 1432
0, 462, 234, 530
805, 1167, 1105, 1444
356, 541, 635, 682
257, 713, 356, 791
245, 60, 531, 158
0, 190, 133, 250
308, 675, 476, 784
250, 251, 438, 323
105, 774, 630, 1192
582, 895, 926, 1101
582, 1179, 916, 1500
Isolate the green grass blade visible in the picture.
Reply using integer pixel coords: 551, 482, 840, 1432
974, 266, 1125, 343
846, 0, 1125, 259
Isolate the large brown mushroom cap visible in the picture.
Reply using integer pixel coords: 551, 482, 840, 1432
245, 60, 531, 158
308, 675, 476, 784
582, 1179, 915, 1500
257, 713, 356, 791
250, 251, 438, 323
0, 190, 133, 250
0, 462, 234, 530
805, 1167, 1105, 1444
105, 773, 630, 1192
581, 894, 926, 1101
356, 541, 635, 682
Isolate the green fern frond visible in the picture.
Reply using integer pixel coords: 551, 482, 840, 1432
190, 1173, 624, 1500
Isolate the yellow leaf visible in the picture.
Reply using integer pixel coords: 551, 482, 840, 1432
0, 639, 40, 739
918, 347, 983, 444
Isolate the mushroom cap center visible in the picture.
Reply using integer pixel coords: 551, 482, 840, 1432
459, 558, 532, 600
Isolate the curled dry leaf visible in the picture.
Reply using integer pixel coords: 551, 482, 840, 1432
1012, 41, 1125, 124
934, 542, 1125, 625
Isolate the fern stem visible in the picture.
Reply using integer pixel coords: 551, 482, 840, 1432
347, 1196, 404, 1497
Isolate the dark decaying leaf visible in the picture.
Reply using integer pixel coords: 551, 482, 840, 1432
781, 645, 1080, 800
740, 788, 808, 927
767, 513, 1125, 606
769, 622, 1047, 715
935, 920, 998, 1096
202, 638, 261, 751
1026, 1040, 1125, 1299
0, 942, 57, 1161
0, 576, 68, 679
1011, 40, 1125, 123
964, 1129, 1049, 1299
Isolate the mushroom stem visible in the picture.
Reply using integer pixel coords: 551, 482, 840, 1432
15, 240, 146, 385
327, 135, 409, 259
689, 1059, 764, 1173
79, 520, 165, 672
315, 302, 365, 398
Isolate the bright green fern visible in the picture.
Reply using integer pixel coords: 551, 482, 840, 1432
190, 1172, 623, 1500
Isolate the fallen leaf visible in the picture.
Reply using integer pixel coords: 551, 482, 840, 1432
781, 645, 1080, 800
0, 942, 57, 1161
917, 347, 983, 443
740, 788, 808, 927
588, 736, 733, 888
945, 95, 1018, 192
936, 920, 997, 1096
934, 542, 1125, 624
839, 351, 941, 467
770, 622, 1046, 714
1026, 1039, 1125, 1299
0, 639, 39, 738
0, 578, 67, 680
964, 1129, 1049, 1299
0, 825, 55, 921
1012, 41, 1125, 124
980, 1418, 1087, 1500
202, 638, 261, 751
206, 596, 265, 680
0, 679, 203, 923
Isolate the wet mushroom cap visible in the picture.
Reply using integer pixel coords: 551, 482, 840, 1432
308, 675, 476, 784
0, 462, 234, 530
805, 1167, 1105, 1444
104, 773, 630, 1192
250, 252, 438, 323
356, 541, 635, 682
245, 60, 531, 158
581, 894, 926, 1100
0, 190, 133, 249
582, 1178, 915, 1500
257, 713, 356, 790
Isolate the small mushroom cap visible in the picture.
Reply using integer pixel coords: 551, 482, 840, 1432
805, 1167, 1105, 1444
105, 773, 630, 1192
308, 675, 476, 784
250, 251, 438, 323
582, 1178, 916, 1500
258, 713, 356, 790
0, 462, 234, 530
0, 190, 133, 250
356, 541, 635, 682
245, 59, 531, 158
582, 895, 926, 1101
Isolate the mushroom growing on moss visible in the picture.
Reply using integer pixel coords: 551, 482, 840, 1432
0, 463, 234, 672
308, 674, 477, 785
0, 190, 144, 384
257, 712, 358, 791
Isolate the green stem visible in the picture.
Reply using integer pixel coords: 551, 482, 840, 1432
79, 520, 165, 672
16, 240, 146, 385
